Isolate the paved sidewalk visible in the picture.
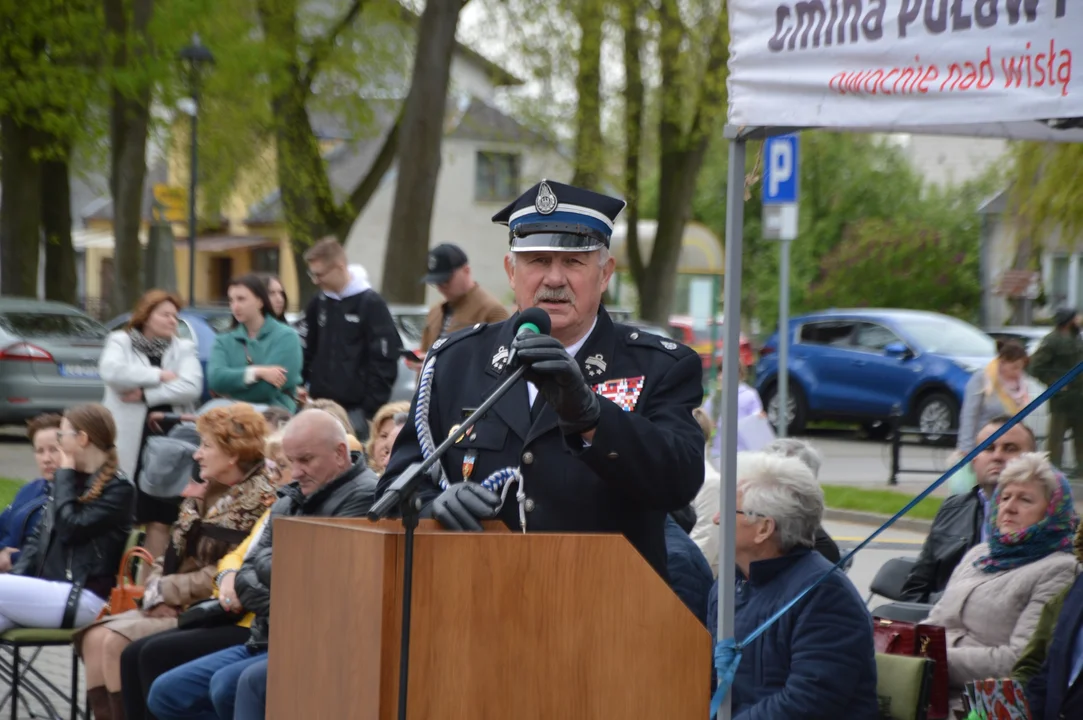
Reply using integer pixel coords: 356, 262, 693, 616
2, 645, 85, 719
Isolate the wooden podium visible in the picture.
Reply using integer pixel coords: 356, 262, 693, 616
266, 517, 710, 719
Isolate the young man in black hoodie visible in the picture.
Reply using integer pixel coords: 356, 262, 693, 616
298, 237, 401, 440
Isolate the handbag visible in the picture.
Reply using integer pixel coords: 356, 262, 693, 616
96, 546, 156, 620
873, 616, 950, 720
178, 598, 237, 630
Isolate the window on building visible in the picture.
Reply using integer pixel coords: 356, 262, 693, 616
1051, 255, 1070, 307
251, 247, 280, 276
475, 152, 520, 203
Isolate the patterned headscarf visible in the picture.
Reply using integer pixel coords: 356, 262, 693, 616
974, 468, 1078, 574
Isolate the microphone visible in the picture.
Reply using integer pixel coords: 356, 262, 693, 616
367, 308, 551, 521
506, 307, 552, 369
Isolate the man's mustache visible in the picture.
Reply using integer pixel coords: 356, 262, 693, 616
535, 287, 575, 304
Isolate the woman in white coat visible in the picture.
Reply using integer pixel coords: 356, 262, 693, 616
99, 290, 203, 560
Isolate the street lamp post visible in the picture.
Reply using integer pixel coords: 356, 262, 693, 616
179, 33, 214, 307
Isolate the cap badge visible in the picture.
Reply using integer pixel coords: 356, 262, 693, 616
535, 181, 558, 215
428, 254, 438, 271
585, 354, 607, 378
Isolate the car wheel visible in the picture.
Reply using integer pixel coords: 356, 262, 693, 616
764, 381, 807, 436
914, 392, 958, 445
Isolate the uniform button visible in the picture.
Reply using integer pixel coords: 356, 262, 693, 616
522, 451, 534, 465
607, 452, 619, 460
524, 498, 536, 512
629, 332, 639, 340
469, 433, 477, 441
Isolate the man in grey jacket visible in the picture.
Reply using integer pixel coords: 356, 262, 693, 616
146, 409, 378, 720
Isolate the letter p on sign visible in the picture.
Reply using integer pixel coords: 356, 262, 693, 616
763, 134, 798, 205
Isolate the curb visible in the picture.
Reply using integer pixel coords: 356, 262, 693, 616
824, 508, 933, 534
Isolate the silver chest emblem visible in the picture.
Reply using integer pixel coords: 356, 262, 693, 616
585, 354, 607, 378
491, 345, 510, 371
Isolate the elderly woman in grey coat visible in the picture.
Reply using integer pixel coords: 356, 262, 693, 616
925, 453, 1079, 693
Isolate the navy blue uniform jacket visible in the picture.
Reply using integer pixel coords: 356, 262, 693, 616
375, 308, 706, 579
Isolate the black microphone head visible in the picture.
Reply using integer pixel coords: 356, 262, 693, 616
516, 307, 551, 336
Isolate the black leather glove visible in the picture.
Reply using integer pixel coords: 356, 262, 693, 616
431, 483, 502, 531
511, 334, 601, 436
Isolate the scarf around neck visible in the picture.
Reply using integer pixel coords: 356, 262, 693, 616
130, 329, 171, 361
974, 469, 1078, 574
983, 358, 1028, 414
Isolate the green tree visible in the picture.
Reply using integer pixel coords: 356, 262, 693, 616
630, 0, 729, 323
1006, 141, 1083, 271
804, 216, 981, 318
0, 0, 100, 299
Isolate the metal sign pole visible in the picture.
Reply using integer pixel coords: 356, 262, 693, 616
777, 238, 790, 437
762, 134, 800, 438
715, 135, 747, 720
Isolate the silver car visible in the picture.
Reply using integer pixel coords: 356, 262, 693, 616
0, 298, 108, 424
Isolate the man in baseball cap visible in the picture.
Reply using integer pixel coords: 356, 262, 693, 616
418, 244, 508, 354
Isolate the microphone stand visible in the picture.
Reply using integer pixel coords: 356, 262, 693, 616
368, 363, 528, 720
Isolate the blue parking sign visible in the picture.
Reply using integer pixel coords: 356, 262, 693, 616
762, 134, 799, 205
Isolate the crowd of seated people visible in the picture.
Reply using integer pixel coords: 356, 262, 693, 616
9, 310, 1083, 720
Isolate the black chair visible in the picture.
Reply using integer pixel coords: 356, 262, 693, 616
866, 556, 919, 604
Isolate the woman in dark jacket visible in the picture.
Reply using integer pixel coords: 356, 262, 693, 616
0, 413, 64, 572
1024, 521, 1083, 720
0, 404, 134, 631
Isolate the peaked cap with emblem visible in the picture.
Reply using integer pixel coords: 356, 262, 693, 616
491, 179, 627, 252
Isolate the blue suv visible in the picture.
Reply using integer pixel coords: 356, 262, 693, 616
756, 309, 996, 436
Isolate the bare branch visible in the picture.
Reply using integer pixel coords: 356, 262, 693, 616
332, 109, 403, 241
301, 0, 366, 89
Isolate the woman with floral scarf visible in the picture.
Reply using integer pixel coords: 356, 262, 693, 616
76, 404, 277, 720
100, 289, 203, 559
925, 453, 1080, 701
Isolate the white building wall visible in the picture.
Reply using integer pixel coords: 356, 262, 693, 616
344, 138, 571, 306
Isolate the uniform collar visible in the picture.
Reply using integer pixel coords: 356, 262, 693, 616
483, 307, 617, 442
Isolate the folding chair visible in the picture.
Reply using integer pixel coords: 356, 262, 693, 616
0, 528, 145, 720
875, 652, 934, 720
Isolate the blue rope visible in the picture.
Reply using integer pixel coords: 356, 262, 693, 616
414, 353, 521, 495
709, 360, 1083, 718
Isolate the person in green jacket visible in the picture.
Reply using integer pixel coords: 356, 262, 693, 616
208, 274, 303, 411
1029, 308, 1083, 474
1012, 584, 1072, 687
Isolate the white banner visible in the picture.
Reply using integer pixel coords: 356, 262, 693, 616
728, 0, 1083, 129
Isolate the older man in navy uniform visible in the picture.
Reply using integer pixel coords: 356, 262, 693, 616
375, 180, 705, 578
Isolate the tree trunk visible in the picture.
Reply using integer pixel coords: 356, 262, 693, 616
41, 151, 77, 304
571, 0, 604, 189
380, 0, 465, 304
635, 1, 729, 323
0, 115, 43, 297
257, 0, 342, 259
621, 4, 644, 293
105, 0, 154, 313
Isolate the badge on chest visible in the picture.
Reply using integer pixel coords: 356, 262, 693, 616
592, 376, 646, 412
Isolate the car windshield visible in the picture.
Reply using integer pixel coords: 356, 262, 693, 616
0, 312, 107, 339
896, 316, 997, 357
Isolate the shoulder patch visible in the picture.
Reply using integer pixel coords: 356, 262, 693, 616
427, 323, 487, 356
619, 325, 695, 357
